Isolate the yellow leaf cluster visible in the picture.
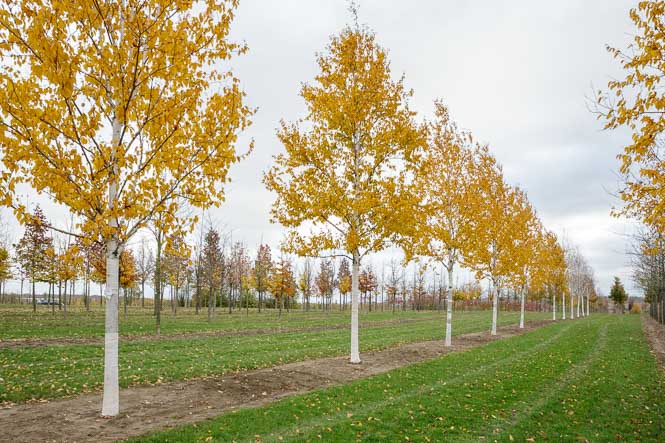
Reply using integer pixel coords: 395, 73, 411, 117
600, 0, 665, 240
264, 27, 425, 262
0, 0, 253, 249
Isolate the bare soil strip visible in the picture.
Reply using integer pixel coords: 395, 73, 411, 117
0, 316, 437, 349
0, 320, 550, 443
643, 314, 665, 374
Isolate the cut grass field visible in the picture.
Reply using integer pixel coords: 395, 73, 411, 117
0, 308, 549, 404
130, 314, 665, 443
0, 305, 444, 340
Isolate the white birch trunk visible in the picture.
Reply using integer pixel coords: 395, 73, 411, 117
552, 293, 556, 321
101, 2, 125, 416
570, 293, 575, 319
519, 288, 525, 329
101, 103, 122, 416
491, 286, 499, 335
445, 265, 453, 347
562, 291, 566, 320
586, 294, 590, 316
102, 238, 120, 416
577, 294, 581, 317
350, 250, 361, 363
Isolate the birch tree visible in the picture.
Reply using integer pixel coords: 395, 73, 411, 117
0, 1, 252, 416
264, 23, 424, 362
407, 101, 482, 346
464, 152, 509, 335
506, 195, 541, 330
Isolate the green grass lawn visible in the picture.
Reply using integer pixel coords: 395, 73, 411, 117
0, 305, 447, 340
129, 314, 665, 443
0, 310, 549, 403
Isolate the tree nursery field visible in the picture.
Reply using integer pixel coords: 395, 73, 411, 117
2, 0, 665, 442
128, 315, 665, 443
0, 307, 550, 404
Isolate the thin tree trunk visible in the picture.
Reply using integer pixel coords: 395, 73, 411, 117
570, 293, 575, 319
63, 280, 68, 320
208, 287, 213, 322
195, 279, 201, 315
577, 294, 580, 317
562, 291, 566, 320
32, 278, 36, 312
350, 250, 361, 363
173, 284, 178, 317
519, 287, 525, 329
101, 238, 120, 417
491, 285, 499, 336
155, 233, 162, 335
445, 265, 454, 346
228, 285, 232, 314
552, 293, 556, 321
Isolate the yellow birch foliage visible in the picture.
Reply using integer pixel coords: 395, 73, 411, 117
57, 244, 83, 283
406, 100, 483, 269
463, 150, 515, 289
600, 0, 665, 236
529, 230, 567, 296
263, 26, 425, 260
0, 0, 253, 243
506, 191, 542, 292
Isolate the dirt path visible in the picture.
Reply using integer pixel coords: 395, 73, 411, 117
0, 320, 551, 443
642, 314, 665, 374
0, 316, 437, 349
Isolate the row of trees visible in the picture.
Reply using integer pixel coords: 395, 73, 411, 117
0, 2, 597, 416
0, 206, 141, 316
1, 207, 580, 317
264, 16, 591, 361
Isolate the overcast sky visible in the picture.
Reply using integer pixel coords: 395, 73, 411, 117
0, 0, 643, 295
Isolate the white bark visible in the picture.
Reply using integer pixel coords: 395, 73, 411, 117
101, 240, 120, 417
552, 293, 556, 321
445, 265, 453, 347
519, 288, 525, 329
577, 294, 581, 317
491, 286, 499, 335
101, 94, 123, 415
586, 294, 590, 316
350, 250, 360, 363
570, 293, 575, 319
